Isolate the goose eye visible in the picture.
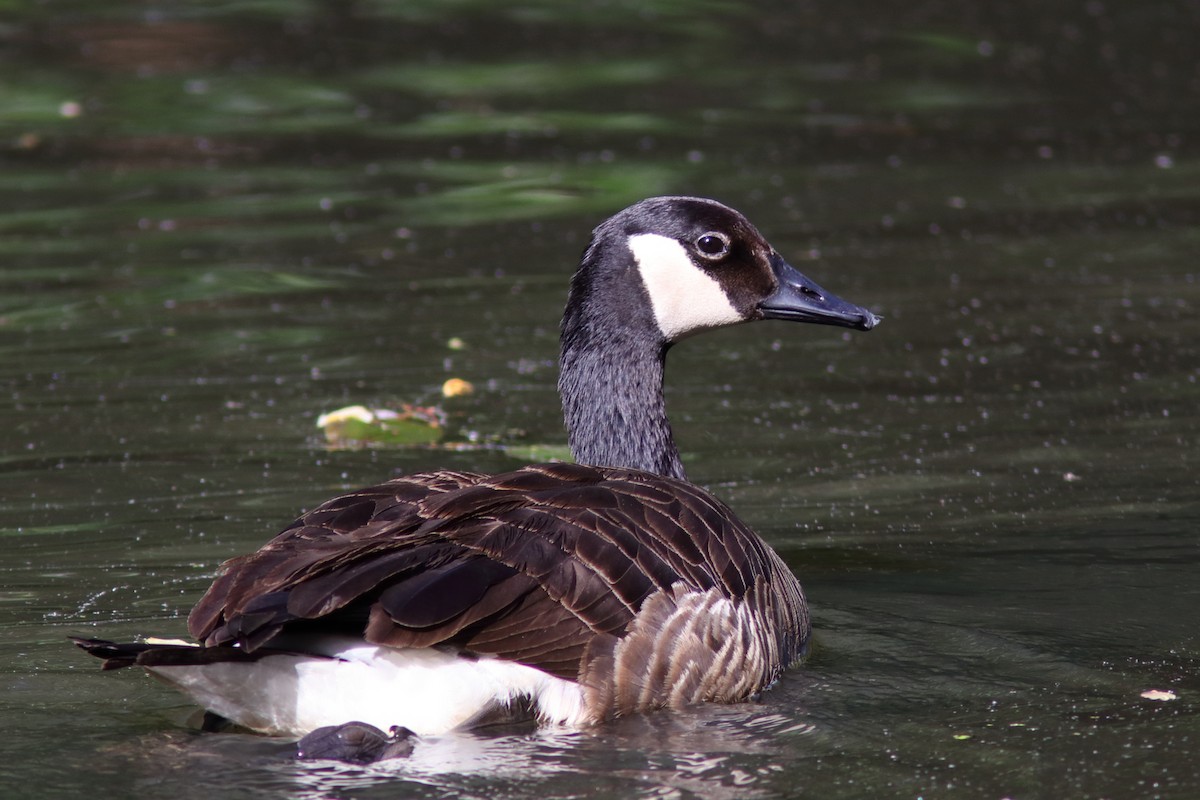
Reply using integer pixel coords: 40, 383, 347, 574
695, 233, 730, 259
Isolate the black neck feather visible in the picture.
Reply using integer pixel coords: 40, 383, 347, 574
558, 235, 687, 481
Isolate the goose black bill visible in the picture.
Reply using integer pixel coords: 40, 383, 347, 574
758, 254, 880, 331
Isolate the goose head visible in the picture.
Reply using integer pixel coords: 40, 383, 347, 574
564, 196, 879, 349
559, 196, 879, 479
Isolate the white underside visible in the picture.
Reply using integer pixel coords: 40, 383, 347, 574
144, 637, 587, 738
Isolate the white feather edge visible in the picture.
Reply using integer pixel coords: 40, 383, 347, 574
143, 637, 587, 737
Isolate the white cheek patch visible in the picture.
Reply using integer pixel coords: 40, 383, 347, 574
630, 233, 745, 341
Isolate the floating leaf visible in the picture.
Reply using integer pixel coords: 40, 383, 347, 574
317, 404, 446, 448
498, 443, 574, 463
441, 378, 474, 398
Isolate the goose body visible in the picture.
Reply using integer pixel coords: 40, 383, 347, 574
75, 197, 878, 745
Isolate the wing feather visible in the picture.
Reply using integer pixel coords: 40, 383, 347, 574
187, 462, 791, 683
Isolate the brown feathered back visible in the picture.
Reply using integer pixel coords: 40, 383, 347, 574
188, 461, 809, 703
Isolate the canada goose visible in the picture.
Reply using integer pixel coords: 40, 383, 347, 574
74, 196, 878, 754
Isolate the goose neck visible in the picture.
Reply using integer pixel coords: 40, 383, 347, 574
559, 333, 686, 481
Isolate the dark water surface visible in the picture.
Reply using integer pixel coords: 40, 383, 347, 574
2, 2, 1197, 798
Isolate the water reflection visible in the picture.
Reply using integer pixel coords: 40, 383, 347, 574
74, 706, 824, 799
